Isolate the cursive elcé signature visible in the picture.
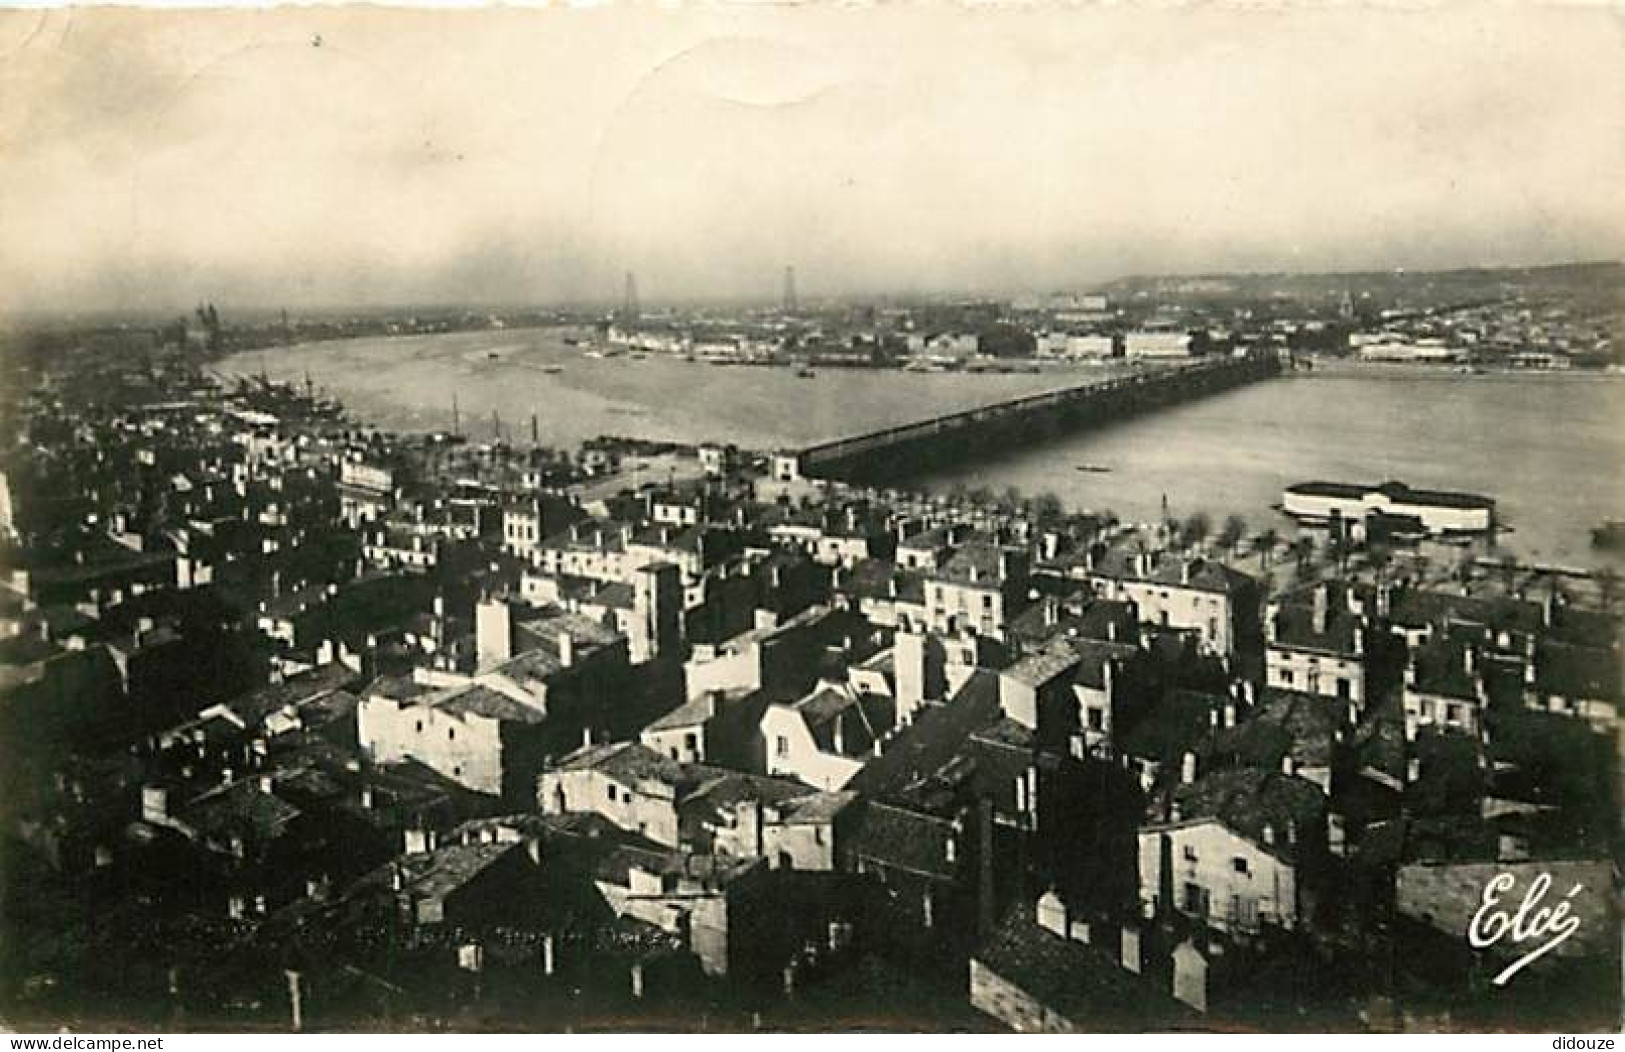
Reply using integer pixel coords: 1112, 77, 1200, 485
1467, 872, 1586, 986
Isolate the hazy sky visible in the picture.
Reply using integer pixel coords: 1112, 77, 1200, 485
1, 4, 1622, 313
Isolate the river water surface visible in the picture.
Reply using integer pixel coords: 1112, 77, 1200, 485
223, 327, 1625, 568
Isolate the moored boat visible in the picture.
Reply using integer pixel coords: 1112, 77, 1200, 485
1591, 520, 1625, 549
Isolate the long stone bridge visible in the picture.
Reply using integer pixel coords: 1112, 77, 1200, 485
781, 350, 1283, 484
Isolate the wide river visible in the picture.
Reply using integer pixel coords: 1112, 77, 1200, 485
223, 326, 1625, 569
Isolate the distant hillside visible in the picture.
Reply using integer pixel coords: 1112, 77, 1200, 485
1092, 261, 1624, 311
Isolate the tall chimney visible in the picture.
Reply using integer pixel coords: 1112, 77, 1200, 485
557, 629, 575, 668
1121, 923, 1143, 975
476, 598, 513, 667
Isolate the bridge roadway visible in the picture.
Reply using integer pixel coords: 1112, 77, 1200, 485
790, 350, 1282, 484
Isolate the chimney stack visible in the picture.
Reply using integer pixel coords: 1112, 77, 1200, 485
475, 598, 514, 667
1181, 751, 1198, 785
1121, 923, 1143, 975
1036, 890, 1068, 937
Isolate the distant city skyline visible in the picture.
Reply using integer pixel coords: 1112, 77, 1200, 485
2, 5, 1622, 313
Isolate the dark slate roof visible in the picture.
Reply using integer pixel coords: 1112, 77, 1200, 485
540, 518, 628, 554
1205, 688, 1341, 772
974, 906, 1191, 1031
837, 557, 927, 605
792, 686, 895, 757
1270, 582, 1368, 655
1546, 605, 1623, 651
1350, 701, 1408, 785
1389, 588, 1543, 635
846, 670, 1002, 799
1408, 634, 1482, 701
1008, 595, 1137, 650
1119, 689, 1221, 764
845, 799, 958, 881
1090, 549, 1255, 596
1063, 637, 1139, 691
1148, 768, 1325, 863
927, 543, 1019, 588
1534, 640, 1621, 702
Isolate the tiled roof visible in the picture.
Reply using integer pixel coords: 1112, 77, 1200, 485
182, 778, 303, 841
554, 741, 691, 786
399, 840, 522, 901
436, 683, 547, 724
1003, 645, 1080, 688
223, 662, 357, 725
643, 694, 719, 732
774, 789, 857, 824
682, 770, 813, 818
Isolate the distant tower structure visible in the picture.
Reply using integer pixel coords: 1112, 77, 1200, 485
1338, 289, 1355, 322
623, 271, 640, 320
783, 265, 798, 314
